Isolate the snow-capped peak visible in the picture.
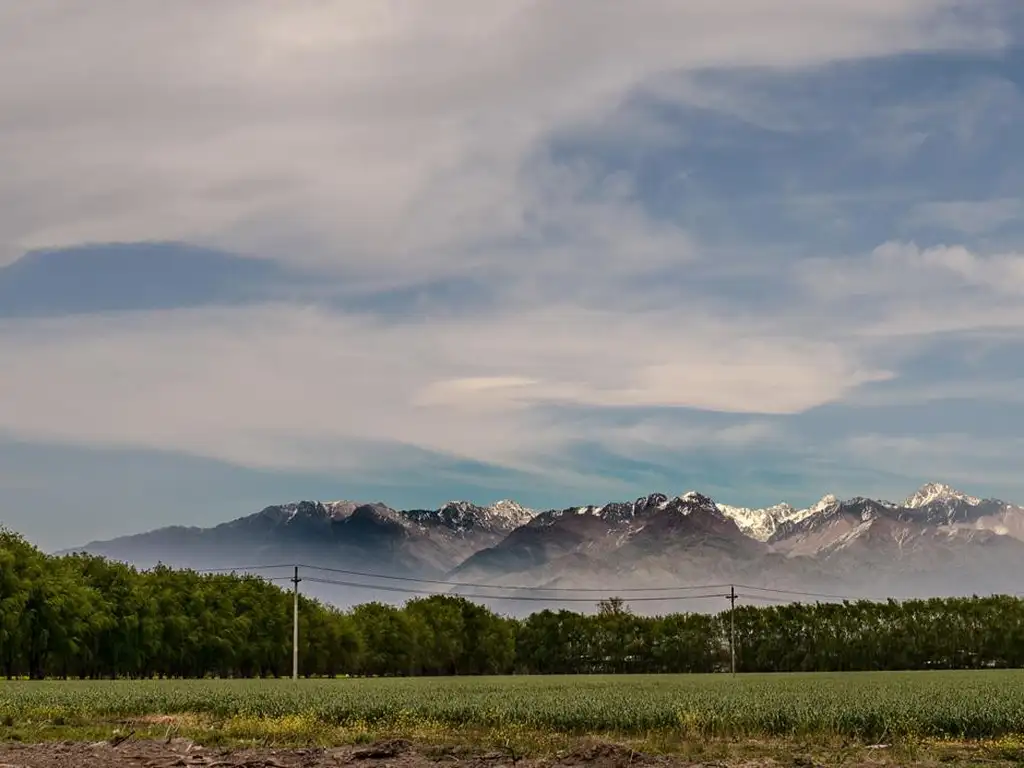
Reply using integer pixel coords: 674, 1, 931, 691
486, 499, 535, 527
322, 500, 361, 519
269, 500, 336, 523
440, 500, 479, 514
812, 493, 838, 508
433, 499, 535, 531
716, 494, 840, 541
904, 482, 980, 509
436, 500, 486, 531
678, 490, 717, 508
269, 499, 400, 525
663, 491, 719, 519
804, 494, 839, 517
715, 501, 795, 541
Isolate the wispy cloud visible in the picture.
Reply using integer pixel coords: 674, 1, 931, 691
840, 432, 1024, 498
798, 241, 1024, 341
0, 1, 1005, 273
806, 240, 1024, 296
845, 378, 1024, 408
0, 302, 881, 475
906, 199, 1024, 235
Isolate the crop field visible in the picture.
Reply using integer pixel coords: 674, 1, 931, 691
2, 671, 1024, 744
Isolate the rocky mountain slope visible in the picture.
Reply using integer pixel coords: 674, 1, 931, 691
76, 498, 535, 578
68, 483, 1024, 607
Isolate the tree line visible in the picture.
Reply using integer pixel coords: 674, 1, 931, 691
3, 528, 1024, 678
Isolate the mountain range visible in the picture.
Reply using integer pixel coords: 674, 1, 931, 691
68, 482, 1024, 612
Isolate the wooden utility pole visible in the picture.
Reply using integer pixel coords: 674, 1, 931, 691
292, 565, 302, 680
729, 585, 737, 675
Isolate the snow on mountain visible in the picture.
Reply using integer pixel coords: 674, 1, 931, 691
904, 482, 981, 509
805, 493, 840, 515
564, 493, 670, 522
557, 490, 844, 538
269, 500, 359, 524
486, 499, 535, 528
322, 500, 362, 519
716, 494, 840, 542
715, 501, 795, 541
215, 485, 1013, 547
676, 491, 722, 515
433, 500, 484, 532
72, 482, 1024, 605
420, 499, 536, 532
268, 499, 412, 526
563, 492, 728, 524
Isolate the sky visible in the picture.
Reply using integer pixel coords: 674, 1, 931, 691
3, 1, 1024, 551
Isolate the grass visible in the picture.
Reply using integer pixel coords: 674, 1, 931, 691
2, 671, 1024, 759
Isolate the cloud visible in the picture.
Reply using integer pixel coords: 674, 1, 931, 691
907, 199, 1024, 235
841, 432, 1024, 496
863, 241, 1024, 294
0, 303, 883, 475
798, 241, 1024, 339
0, 1, 1005, 282
595, 419, 785, 459
845, 378, 1024, 408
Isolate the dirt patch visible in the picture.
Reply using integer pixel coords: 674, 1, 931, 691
0, 738, 683, 768
0, 738, 1007, 768
557, 742, 654, 766
1, 739, 323, 768
351, 739, 414, 759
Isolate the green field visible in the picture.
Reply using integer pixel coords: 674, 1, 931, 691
3, 671, 1024, 744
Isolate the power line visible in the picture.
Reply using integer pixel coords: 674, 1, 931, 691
197, 564, 296, 573
736, 592, 891, 605
736, 592, 799, 604
302, 576, 729, 603
190, 573, 294, 581
300, 563, 733, 593
734, 583, 890, 601
183, 563, 897, 603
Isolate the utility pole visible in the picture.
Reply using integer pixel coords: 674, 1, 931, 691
729, 585, 737, 675
292, 565, 302, 681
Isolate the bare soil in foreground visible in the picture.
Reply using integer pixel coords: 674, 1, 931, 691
1, 737, 1018, 768
0, 738, 673, 768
